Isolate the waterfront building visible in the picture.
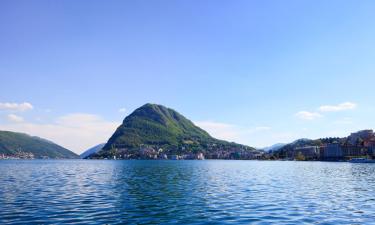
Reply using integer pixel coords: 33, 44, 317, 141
342, 145, 366, 159
364, 137, 375, 156
322, 143, 343, 160
196, 152, 205, 160
139, 146, 158, 159
364, 138, 375, 148
293, 146, 320, 159
170, 155, 180, 160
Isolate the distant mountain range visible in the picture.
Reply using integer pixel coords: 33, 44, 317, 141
0, 130, 78, 159
91, 103, 258, 159
80, 143, 105, 159
262, 143, 286, 152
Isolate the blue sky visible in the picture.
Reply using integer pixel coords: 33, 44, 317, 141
1, 0, 375, 153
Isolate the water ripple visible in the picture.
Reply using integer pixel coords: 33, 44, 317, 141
1, 160, 375, 224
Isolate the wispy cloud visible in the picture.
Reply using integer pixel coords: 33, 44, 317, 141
118, 107, 127, 113
0, 102, 33, 112
295, 111, 323, 120
7, 114, 24, 123
194, 121, 238, 141
295, 102, 357, 120
0, 113, 120, 154
318, 102, 357, 112
194, 121, 271, 144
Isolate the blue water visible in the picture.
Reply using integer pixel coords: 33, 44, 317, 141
1, 160, 375, 224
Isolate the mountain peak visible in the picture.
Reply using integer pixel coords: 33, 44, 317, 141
138, 103, 169, 111
104, 103, 212, 150
124, 103, 194, 128
96, 103, 255, 159
135, 103, 177, 116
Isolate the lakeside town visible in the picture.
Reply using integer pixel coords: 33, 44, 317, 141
89, 142, 264, 160
0, 151, 35, 160
93, 129, 375, 161
2, 129, 375, 162
269, 130, 375, 161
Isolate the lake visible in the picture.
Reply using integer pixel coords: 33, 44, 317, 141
0, 160, 374, 224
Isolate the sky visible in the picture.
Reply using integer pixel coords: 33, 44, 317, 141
1, 0, 375, 154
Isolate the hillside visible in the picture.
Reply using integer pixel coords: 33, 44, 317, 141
271, 136, 346, 159
263, 143, 286, 152
80, 143, 105, 159
0, 130, 78, 159
94, 103, 257, 159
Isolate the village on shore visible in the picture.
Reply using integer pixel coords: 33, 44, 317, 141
2, 130, 375, 162
267, 130, 375, 161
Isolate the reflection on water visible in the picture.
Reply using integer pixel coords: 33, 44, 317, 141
1, 160, 375, 224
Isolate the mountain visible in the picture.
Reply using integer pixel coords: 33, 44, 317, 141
262, 143, 286, 152
0, 130, 78, 159
272, 138, 321, 157
93, 103, 257, 159
271, 136, 345, 159
80, 143, 105, 159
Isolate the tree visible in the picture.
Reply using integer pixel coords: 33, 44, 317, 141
295, 152, 306, 161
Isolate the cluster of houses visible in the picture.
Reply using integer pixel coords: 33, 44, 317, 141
0, 152, 35, 160
105, 146, 207, 160
292, 130, 375, 161
102, 143, 265, 160
204, 149, 264, 160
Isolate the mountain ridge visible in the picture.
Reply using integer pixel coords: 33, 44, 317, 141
262, 143, 286, 152
0, 130, 78, 159
80, 143, 105, 159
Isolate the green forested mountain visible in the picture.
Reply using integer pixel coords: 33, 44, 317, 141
0, 130, 78, 159
96, 103, 256, 159
103, 103, 212, 149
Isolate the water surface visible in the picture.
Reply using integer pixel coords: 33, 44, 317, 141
1, 160, 374, 224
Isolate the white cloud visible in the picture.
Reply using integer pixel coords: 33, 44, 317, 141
7, 114, 24, 123
0, 102, 33, 111
295, 111, 323, 120
0, 113, 120, 154
296, 102, 357, 121
194, 121, 239, 141
118, 108, 127, 113
56, 113, 105, 127
318, 102, 357, 112
195, 121, 299, 149
194, 121, 271, 146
